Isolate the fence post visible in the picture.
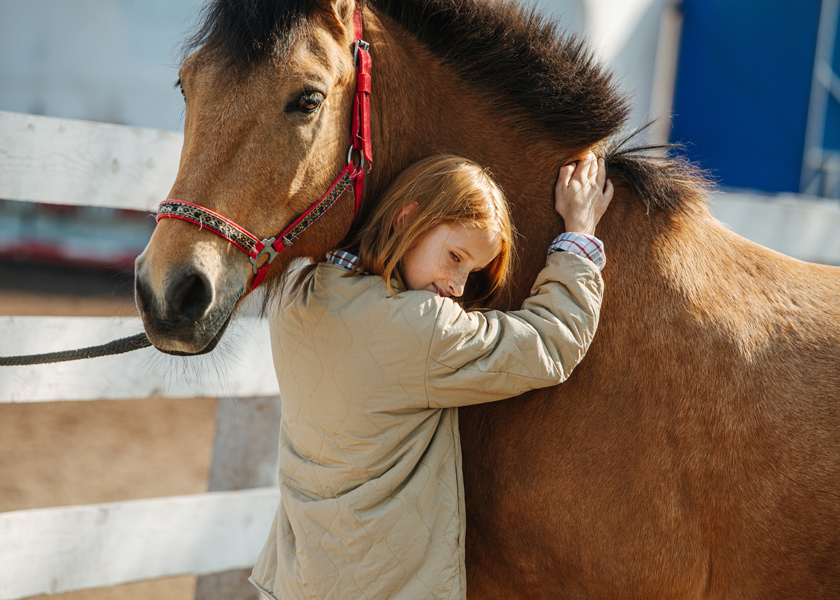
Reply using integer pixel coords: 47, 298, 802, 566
195, 395, 282, 600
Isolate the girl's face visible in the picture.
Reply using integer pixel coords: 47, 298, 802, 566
400, 222, 501, 298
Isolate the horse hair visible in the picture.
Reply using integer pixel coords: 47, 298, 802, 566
604, 124, 715, 213
183, 0, 714, 213
183, 0, 319, 68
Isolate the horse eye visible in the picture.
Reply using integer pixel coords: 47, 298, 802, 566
288, 92, 324, 114
176, 78, 185, 102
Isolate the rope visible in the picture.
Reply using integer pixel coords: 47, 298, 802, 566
0, 333, 151, 366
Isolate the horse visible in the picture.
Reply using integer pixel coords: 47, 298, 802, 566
134, 0, 840, 597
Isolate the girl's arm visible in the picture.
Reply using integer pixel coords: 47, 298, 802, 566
425, 251, 601, 408
424, 153, 611, 408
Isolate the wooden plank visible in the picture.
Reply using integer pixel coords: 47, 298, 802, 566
0, 488, 281, 600
207, 396, 283, 493
196, 396, 283, 600
195, 572, 264, 600
0, 316, 279, 402
0, 110, 182, 212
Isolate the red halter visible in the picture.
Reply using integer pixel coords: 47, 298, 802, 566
156, 7, 372, 291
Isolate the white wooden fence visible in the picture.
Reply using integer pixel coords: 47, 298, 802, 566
0, 110, 280, 599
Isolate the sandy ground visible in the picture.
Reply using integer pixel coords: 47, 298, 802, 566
0, 261, 217, 600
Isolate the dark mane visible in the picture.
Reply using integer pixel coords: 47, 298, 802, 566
370, 0, 714, 212
184, 0, 713, 212
371, 0, 628, 152
183, 0, 319, 69
604, 126, 715, 213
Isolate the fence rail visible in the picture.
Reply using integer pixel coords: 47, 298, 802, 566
0, 110, 181, 211
0, 488, 280, 600
0, 111, 278, 600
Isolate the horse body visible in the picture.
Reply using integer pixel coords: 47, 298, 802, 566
462, 208, 840, 598
135, 0, 840, 596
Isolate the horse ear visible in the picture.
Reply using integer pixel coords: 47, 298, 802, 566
318, 0, 356, 34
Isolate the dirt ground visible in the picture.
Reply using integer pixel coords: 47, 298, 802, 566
0, 261, 217, 600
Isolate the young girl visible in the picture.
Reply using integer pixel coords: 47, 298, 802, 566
250, 153, 613, 600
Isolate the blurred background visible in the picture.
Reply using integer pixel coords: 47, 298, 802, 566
1, 0, 840, 277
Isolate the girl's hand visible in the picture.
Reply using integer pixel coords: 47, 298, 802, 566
555, 152, 614, 236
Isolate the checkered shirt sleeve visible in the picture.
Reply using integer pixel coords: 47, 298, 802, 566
326, 250, 360, 270
547, 232, 606, 271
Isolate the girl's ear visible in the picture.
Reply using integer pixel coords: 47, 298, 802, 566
393, 202, 419, 230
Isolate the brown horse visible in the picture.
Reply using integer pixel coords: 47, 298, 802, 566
134, 0, 840, 597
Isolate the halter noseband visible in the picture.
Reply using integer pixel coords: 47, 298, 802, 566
156, 7, 372, 291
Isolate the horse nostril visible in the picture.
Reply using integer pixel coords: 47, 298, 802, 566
134, 277, 154, 316
167, 271, 214, 321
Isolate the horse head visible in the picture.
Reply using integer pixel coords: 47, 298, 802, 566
135, 0, 362, 355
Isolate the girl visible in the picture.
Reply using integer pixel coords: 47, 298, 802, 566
251, 153, 613, 600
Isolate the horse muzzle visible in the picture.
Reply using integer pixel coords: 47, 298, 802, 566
134, 244, 246, 355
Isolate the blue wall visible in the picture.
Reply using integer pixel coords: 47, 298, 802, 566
671, 0, 823, 193
826, 20, 840, 154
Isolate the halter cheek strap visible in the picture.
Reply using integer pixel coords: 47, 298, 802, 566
350, 9, 372, 212
156, 6, 371, 292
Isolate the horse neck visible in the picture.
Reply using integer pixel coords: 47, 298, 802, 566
362, 12, 505, 190
363, 15, 840, 372
363, 9, 834, 304
365, 10, 595, 303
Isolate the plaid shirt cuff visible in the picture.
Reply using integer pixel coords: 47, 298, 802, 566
547, 232, 606, 271
326, 250, 359, 270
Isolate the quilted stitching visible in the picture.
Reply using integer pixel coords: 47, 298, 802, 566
251, 252, 603, 600
255, 267, 469, 599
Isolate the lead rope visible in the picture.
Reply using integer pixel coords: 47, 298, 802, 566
0, 333, 151, 366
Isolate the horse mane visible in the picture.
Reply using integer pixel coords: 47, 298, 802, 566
372, 0, 626, 153
184, 0, 714, 213
604, 125, 715, 213
371, 0, 714, 212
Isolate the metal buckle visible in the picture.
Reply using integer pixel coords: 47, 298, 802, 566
250, 237, 280, 274
353, 39, 370, 66
347, 144, 366, 172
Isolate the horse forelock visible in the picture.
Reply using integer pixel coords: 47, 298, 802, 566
183, 0, 321, 71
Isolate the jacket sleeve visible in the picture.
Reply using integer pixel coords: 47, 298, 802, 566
424, 251, 603, 409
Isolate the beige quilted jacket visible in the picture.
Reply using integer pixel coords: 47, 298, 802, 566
250, 251, 603, 600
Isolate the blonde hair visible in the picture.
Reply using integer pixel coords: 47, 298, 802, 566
349, 155, 514, 307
